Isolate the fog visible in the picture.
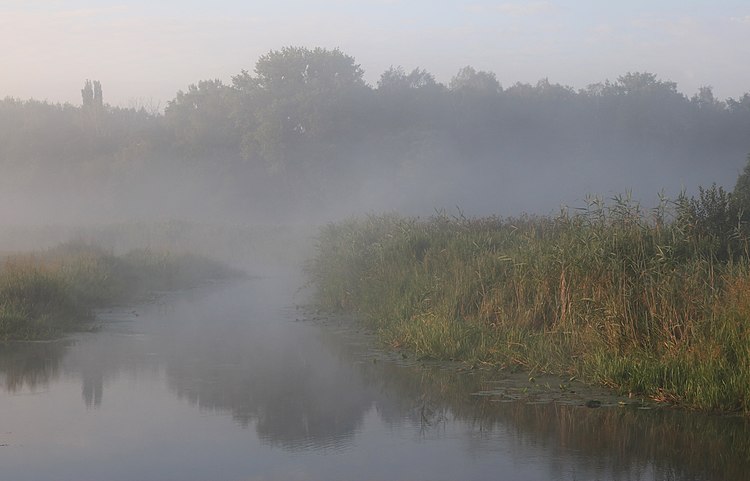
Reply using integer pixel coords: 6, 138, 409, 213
1, 49, 749, 243
2, 22, 750, 479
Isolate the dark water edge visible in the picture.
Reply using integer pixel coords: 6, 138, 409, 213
0, 275, 748, 481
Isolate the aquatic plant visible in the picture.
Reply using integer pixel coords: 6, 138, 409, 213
0, 242, 239, 340
307, 195, 750, 413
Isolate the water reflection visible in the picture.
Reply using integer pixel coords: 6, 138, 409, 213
362, 350, 750, 481
157, 279, 750, 480
0, 340, 68, 392
0, 277, 748, 481
162, 324, 374, 451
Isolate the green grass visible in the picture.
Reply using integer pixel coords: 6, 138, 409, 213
0, 241, 239, 340
307, 198, 750, 413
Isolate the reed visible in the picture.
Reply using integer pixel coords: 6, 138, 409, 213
307, 197, 750, 413
0, 242, 238, 340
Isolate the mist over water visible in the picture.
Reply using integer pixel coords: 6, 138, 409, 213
1, 37, 750, 481
2, 276, 748, 481
1, 51, 749, 228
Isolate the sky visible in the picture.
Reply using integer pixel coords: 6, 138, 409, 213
1, 0, 749, 108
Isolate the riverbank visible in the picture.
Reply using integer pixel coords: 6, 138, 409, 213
307, 199, 750, 413
0, 242, 239, 340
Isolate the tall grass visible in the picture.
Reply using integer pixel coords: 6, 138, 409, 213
307, 196, 750, 413
0, 242, 239, 340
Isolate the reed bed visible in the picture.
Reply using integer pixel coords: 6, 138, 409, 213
307, 196, 750, 413
0, 242, 238, 340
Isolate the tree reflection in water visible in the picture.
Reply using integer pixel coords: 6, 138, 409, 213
1, 279, 748, 481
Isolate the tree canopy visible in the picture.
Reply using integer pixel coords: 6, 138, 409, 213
1, 46, 749, 222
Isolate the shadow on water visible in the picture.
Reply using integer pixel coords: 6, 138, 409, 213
0, 276, 748, 480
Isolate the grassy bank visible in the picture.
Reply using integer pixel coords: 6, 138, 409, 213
0, 221, 315, 273
0, 242, 239, 340
307, 196, 750, 413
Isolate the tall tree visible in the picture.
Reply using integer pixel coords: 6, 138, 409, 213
240, 46, 369, 179
164, 79, 241, 158
449, 66, 501, 95
81, 80, 94, 108
377, 66, 441, 92
93, 80, 103, 109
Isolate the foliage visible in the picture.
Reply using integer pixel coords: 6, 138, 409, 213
449, 66, 501, 95
0, 242, 239, 340
307, 195, 750, 413
1, 48, 750, 221
243, 47, 370, 182
732, 154, 750, 219
0, 260, 86, 340
165, 79, 241, 157
81, 79, 103, 109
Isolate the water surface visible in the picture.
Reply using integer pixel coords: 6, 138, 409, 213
1, 274, 747, 481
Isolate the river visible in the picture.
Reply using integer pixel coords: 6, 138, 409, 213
1, 273, 748, 481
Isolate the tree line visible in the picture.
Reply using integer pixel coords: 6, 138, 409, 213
1, 46, 749, 222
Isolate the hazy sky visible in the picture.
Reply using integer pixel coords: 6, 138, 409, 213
1, 0, 749, 108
